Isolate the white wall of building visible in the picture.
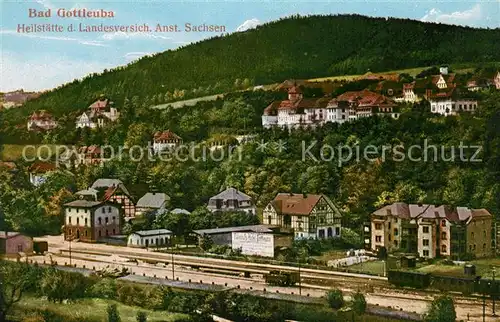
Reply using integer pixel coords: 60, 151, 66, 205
128, 233, 171, 247
232, 232, 274, 257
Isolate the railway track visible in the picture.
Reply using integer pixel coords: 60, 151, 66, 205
58, 246, 387, 286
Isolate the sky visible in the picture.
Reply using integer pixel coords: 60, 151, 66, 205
1, 0, 499, 92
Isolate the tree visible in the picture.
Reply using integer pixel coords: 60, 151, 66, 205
200, 234, 213, 251
424, 295, 456, 322
124, 123, 151, 148
136, 311, 147, 322
0, 262, 38, 321
107, 304, 121, 322
327, 289, 344, 309
351, 291, 367, 315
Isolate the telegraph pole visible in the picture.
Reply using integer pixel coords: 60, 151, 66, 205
68, 235, 72, 266
298, 260, 301, 295
493, 267, 497, 317
171, 237, 175, 280
483, 290, 486, 322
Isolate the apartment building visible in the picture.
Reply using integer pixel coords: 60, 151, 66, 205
370, 203, 493, 259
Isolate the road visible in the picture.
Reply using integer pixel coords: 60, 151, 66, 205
31, 235, 500, 321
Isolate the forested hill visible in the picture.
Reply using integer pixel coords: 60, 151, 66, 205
11, 14, 500, 116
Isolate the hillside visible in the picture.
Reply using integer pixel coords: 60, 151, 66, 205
5, 14, 500, 118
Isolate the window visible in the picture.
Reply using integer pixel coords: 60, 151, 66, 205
76, 218, 79, 225
441, 219, 446, 227
388, 234, 392, 242
101, 208, 105, 214
483, 230, 486, 238
98, 217, 102, 225
268, 215, 272, 224
423, 250, 429, 257
105, 217, 109, 224
471, 232, 475, 240
84, 218, 87, 226
375, 223, 382, 230
77, 209, 79, 213
17, 244, 23, 252
423, 226, 429, 234
108, 207, 112, 213
388, 222, 392, 229
394, 228, 399, 236
441, 245, 447, 253
441, 232, 447, 240
69, 216, 72, 224
423, 239, 429, 246
375, 236, 382, 243
483, 243, 486, 251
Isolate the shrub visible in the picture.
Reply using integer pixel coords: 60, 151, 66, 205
327, 289, 344, 309
107, 304, 121, 322
136, 311, 147, 322
424, 295, 456, 322
89, 278, 117, 299
351, 291, 367, 315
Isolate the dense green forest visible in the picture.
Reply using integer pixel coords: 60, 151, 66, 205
2, 14, 500, 127
1, 91, 499, 237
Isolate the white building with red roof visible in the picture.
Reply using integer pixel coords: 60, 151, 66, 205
27, 110, 58, 131
263, 87, 398, 129
152, 130, 182, 154
28, 161, 56, 186
326, 90, 399, 123
76, 98, 120, 129
428, 87, 478, 116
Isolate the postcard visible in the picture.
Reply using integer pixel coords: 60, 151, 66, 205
1, 0, 499, 321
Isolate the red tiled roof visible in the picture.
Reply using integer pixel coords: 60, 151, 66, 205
277, 79, 308, 90
431, 74, 456, 86
78, 145, 102, 155
0, 161, 17, 171
430, 87, 456, 99
29, 110, 54, 121
272, 193, 323, 215
471, 209, 492, 219
29, 161, 56, 173
102, 186, 118, 202
263, 101, 281, 116
288, 86, 302, 94
89, 99, 110, 109
153, 130, 181, 142
336, 90, 395, 109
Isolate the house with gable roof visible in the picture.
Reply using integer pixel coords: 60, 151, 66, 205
207, 187, 256, 215
89, 178, 135, 219
27, 110, 58, 131
263, 193, 342, 240
152, 130, 182, 154
28, 161, 56, 186
76, 98, 120, 129
136, 192, 170, 216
